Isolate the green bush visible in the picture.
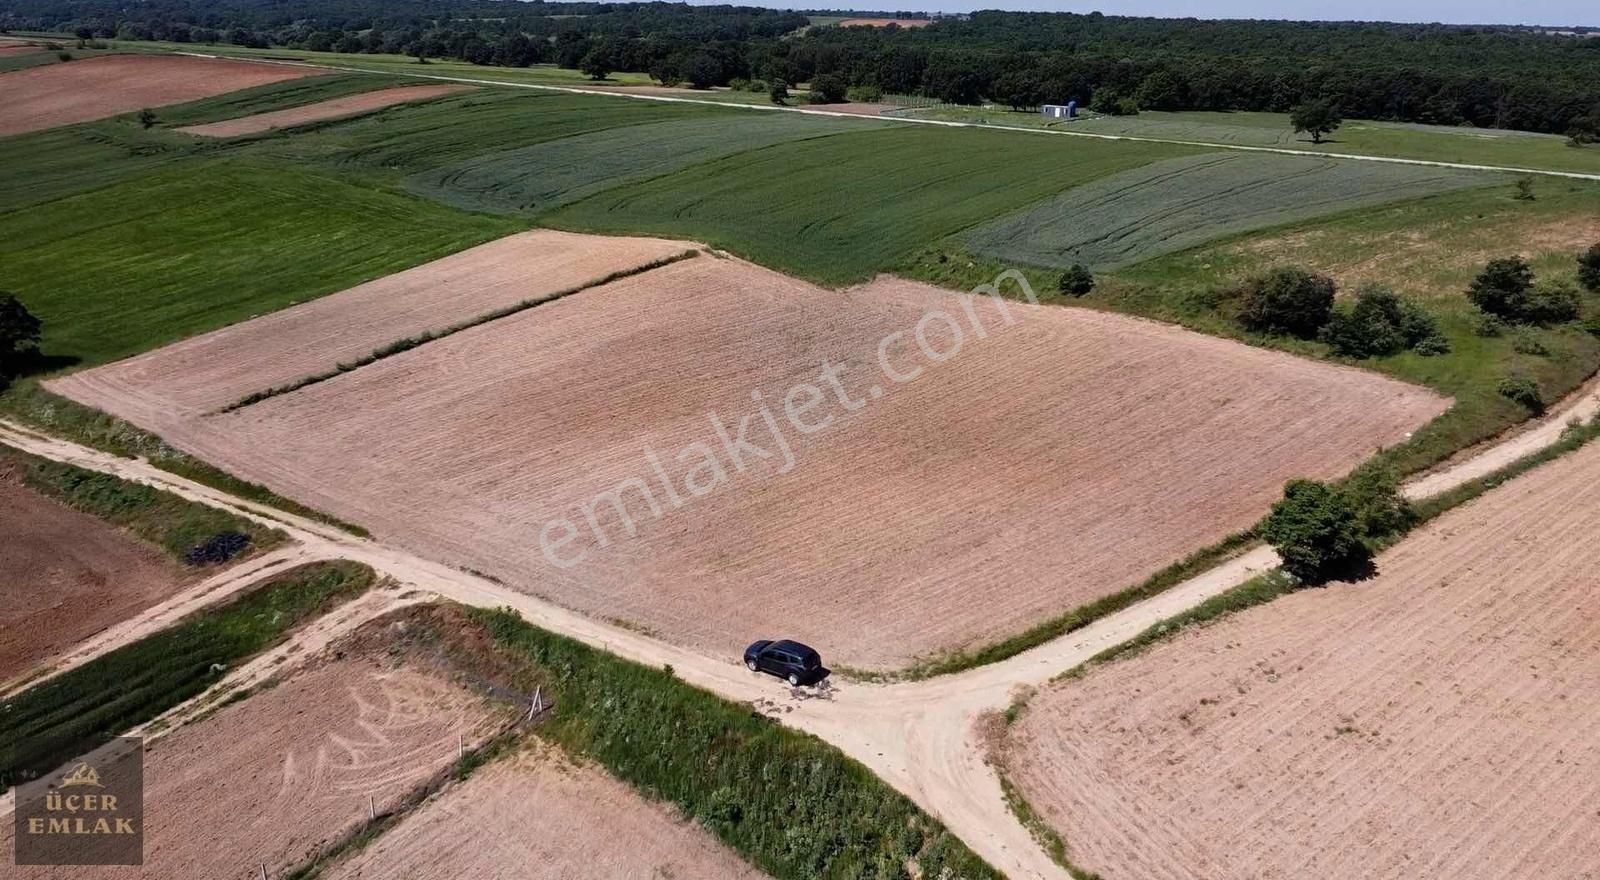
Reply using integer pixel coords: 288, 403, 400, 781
1413, 332, 1451, 356
768, 79, 789, 105
1338, 463, 1413, 541
1057, 263, 1095, 296
1498, 372, 1545, 413
1472, 310, 1508, 337
1320, 283, 1438, 358
1259, 479, 1368, 583
1468, 257, 1579, 324
1511, 330, 1550, 357
1580, 243, 1600, 292
809, 73, 847, 104
1237, 265, 1336, 339
846, 84, 883, 102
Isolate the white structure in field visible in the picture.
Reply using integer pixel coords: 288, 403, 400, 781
1041, 101, 1077, 119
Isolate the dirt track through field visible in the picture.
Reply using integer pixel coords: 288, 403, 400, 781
0, 54, 319, 136
0, 468, 182, 684
325, 742, 769, 879
53, 252, 1447, 670
175, 83, 471, 137
1007, 439, 1600, 880
2, 654, 498, 879
0, 360, 1592, 880
50, 229, 694, 423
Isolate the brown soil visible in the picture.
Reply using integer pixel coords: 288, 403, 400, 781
175, 84, 471, 138
805, 101, 897, 116
0, 45, 44, 56
1007, 439, 1600, 880
324, 742, 769, 879
2, 654, 500, 879
0, 465, 183, 683
50, 229, 695, 422
0, 54, 319, 136
838, 17, 932, 27
53, 250, 1448, 671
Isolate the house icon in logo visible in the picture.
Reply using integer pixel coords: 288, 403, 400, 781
59, 763, 103, 788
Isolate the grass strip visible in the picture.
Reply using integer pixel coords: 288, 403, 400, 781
0, 382, 370, 536
218, 248, 701, 413
1, 441, 284, 563
0, 560, 374, 792
452, 604, 1001, 880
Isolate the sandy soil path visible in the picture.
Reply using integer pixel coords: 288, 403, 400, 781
0, 365, 1591, 879
176, 83, 471, 137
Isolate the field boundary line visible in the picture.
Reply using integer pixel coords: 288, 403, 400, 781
215, 247, 701, 413
175, 52, 1600, 182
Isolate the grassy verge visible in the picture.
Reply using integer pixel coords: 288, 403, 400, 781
0, 382, 370, 536
410, 603, 1001, 879
219, 249, 701, 412
0, 441, 284, 562
0, 560, 375, 791
853, 530, 1256, 681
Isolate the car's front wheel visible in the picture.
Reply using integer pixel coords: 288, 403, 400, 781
787, 673, 800, 686
746, 659, 758, 671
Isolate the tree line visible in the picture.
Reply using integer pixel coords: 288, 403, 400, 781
3, 0, 1598, 136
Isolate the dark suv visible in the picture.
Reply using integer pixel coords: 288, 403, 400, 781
743, 639, 824, 685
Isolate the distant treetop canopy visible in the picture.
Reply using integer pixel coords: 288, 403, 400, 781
7, 0, 1598, 135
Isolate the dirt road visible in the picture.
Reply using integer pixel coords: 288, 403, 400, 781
2, 369, 1593, 879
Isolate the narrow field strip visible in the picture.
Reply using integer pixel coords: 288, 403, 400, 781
43, 228, 692, 424
218, 247, 699, 412
175, 83, 473, 138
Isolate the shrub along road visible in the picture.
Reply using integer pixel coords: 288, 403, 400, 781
2, 372, 1597, 878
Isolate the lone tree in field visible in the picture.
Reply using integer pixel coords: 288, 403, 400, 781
769, 79, 790, 105
809, 73, 847, 104
1259, 479, 1368, 584
1290, 100, 1342, 144
1237, 265, 1336, 339
1580, 243, 1600, 292
1057, 264, 1095, 296
137, 108, 157, 129
0, 292, 42, 379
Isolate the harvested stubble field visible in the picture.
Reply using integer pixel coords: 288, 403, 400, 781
0, 54, 319, 136
964, 152, 1491, 270
1006, 439, 1600, 880
407, 113, 867, 215
57, 250, 1448, 670
175, 83, 472, 138
2, 652, 502, 879
0, 464, 179, 682
325, 742, 769, 879
49, 229, 694, 422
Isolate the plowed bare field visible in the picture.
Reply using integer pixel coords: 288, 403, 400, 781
50, 229, 694, 424
2, 656, 498, 878
176, 84, 472, 138
0, 54, 319, 136
0, 464, 180, 683
1007, 440, 1600, 880
54, 252, 1447, 670
325, 743, 768, 879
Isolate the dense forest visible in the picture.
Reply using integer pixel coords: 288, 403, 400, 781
3, 0, 1598, 137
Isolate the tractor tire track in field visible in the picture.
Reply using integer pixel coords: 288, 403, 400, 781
5, 369, 1597, 879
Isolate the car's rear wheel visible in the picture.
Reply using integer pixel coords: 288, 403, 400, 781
787, 673, 800, 686
746, 659, 758, 671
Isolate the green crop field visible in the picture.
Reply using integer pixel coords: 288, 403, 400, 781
152, 71, 407, 127
551, 124, 1192, 283
965, 151, 1496, 270
910, 107, 1600, 176
0, 159, 519, 366
248, 90, 706, 178
408, 112, 870, 214
0, 123, 196, 210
